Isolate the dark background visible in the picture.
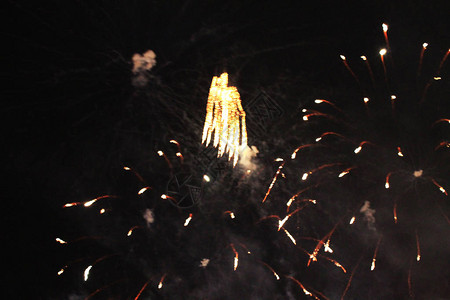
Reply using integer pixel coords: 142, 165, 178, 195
3, 1, 450, 299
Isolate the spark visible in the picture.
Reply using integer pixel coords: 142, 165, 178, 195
262, 161, 285, 203
134, 279, 152, 300
418, 42, 428, 76
57, 267, 66, 276
363, 97, 369, 103
393, 201, 398, 223
382, 23, 390, 51
158, 274, 166, 289
138, 187, 151, 195
370, 236, 382, 271
184, 213, 193, 226
436, 48, 450, 76
201, 72, 247, 166
341, 259, 361, 300
385, 172, 393, 189
127, 226, 141, 237
415, 230, 421, 262
291, 144, 316, 159
56, 237, 67, 244
397, 146, 403, 157
323, 239, 333, 253
338, 167, 355, 178
84, 265, 93, 281
230, 244, 239, 271
361, 56, 375, 85
282, 227, 297, 245
260, 261, 280, 280
203, 174, 211, 182
286, 276, 317, 299
379, 48, 388, 82
278, 207, 304, 231
340, 54, 360, 84
431, 178, 447, 195
63, 195, 117, 208
349, 216, 355, 224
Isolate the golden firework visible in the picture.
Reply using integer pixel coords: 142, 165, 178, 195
202, 73, 247, 166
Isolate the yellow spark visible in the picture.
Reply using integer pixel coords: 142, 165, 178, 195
83, 199, 97, 207
302, 172, 309, 181
423, 42, 428, 49
379, 48, 387, 56
349, 216, 355, 224
169, 139, 179, 145
397, 146, 403, 157
361, 55, 367, 61
157, 150, 164, 156
382, 23, 388, 32
158, 274, 166, 289
203, 174, 211, 182
324, 240, 333, 253
434, 76, 442, 80
229, 212, 235, 219
314, 99, 324, 104
340, 55, 346, 60
99, 208, 106, 214
391, 95, 397, 100
161, 194, 167, 199
201, 73, 247, 167
57, 267, 65, 276
363, 97, 369, 103
354, 146, 362, 154
123, 166, 131, 170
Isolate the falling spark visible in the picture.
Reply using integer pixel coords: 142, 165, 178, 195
202, 72, 247, 166
371, 236, 382, 271
418, 42, 428, 76
393, 201, 398, 223
184, 213, 193, 227
340, 54, 360, 84
397, 146, 403, 157
415, 230, 421, 262
56, 237, 67, 244
349, 216, 355, 224
291, 144, 316, 159
361, 56, 375, 85
134, 279, 152, 300
380, 48, 388, 82
158, 274, 166, 289
431, 178, 448, 195
57, 267, 66, 276
224, 211, 236, 219
157, 150, 173, 170
84, 265, 93, 281
323, 239, 333, 253
203, 174, 211, 182
354, 141, 371, 154
286, 276, 317, 299
338, 167, 355, 178
260, 261, 280, 280
138, 187, 151, 195
64, 195, 117, 208
127, 226, 141, 237
363, 97, 369, 103
262, 161, 285, 203
341, 259, 361, 300
282, 227, 297, 245
382, 23, 390, 51
436, 48, 450, 76
230, 244, 239, 271
385, 172, 393, 189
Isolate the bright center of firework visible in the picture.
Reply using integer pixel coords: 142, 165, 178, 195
201, 72, 247, 167
413, 170, 423, 178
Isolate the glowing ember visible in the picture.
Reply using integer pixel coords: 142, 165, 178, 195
349, 216, 356, 224
56, 237, 67, 244
201, 72, 247, 166
138, 187, 151, 195
158, 274, 166, 289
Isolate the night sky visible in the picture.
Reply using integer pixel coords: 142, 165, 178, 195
4, 1, 450, 299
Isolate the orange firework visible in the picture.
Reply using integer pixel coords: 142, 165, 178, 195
201, 72, 247, 166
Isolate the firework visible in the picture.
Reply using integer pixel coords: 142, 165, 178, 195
201, 73, 247, 166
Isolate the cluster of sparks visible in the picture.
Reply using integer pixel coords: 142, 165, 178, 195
57, 24, 449, 300
201, 72, 247, 166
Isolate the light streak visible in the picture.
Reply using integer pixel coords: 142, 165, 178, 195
127, 226, 141, 237
380, 48, 388, 82
262, 161, 285, 203
260, 261, 280, 280
415, 230, 421, 262
56, 237, 67, 244
286, 276, 317, 299
361, 55, 375, 85
418, 42, 428, 76
340, 54, 360, 84
134, 278, 152, 300
158, 274, 166, 289
202, 72, 247, 166
385, 172, 393, 189
282, 227, 296, 245
431, 178, 448, 195
84, 265, 93, 281
230, 244, 239, 271
291, 144, 316, 159
184, 213, 193, 226
382, 23, 390, 51
354, 141, 372, 154
138, 187, 151, 195
370, 236, 382, 271
63, 195, 117, 208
